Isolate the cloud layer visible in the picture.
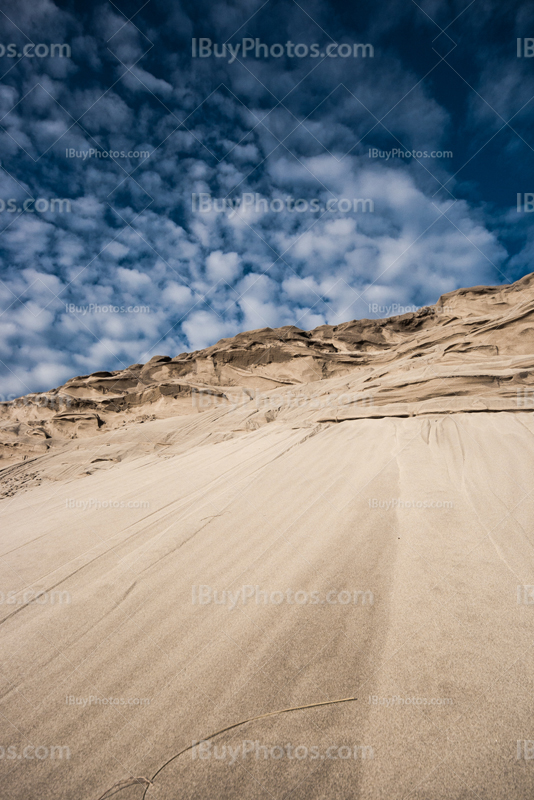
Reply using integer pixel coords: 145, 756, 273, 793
0, 0, 532, 396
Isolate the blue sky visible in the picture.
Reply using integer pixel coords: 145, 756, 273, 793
0, 0, 533, 396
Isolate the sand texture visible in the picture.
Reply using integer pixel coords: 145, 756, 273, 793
1, 274, 534, 798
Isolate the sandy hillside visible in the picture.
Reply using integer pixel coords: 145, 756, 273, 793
2, 274, 534, 799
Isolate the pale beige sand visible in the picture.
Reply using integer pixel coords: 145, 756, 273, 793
2, 275, 534, 798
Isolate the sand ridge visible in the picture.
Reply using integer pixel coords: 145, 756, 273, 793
3, 272, 534, 463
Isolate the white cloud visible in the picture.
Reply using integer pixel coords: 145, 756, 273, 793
205, 250, 241, 283
122, 67, 173, 95
182, 311, 238, 350
0, 0, 525, 395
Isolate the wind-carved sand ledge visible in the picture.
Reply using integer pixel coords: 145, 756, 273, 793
2, 271, 534, 464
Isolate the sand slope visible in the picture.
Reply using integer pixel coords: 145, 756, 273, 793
2, 275, 534, 798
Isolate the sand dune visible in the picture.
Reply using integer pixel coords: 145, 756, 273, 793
3, 270, 534, 464
1, 275, 534, 798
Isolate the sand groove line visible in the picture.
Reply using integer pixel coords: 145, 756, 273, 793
95, 696, 358, 800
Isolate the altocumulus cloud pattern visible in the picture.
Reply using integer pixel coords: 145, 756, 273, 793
0, 0, 533, 396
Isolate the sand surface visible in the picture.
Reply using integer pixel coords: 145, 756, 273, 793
2, 275, 534, 798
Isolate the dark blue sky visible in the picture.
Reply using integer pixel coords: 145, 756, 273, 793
0, 0, 533, 396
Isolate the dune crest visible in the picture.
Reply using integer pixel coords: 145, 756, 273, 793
2, 272, 534, 463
